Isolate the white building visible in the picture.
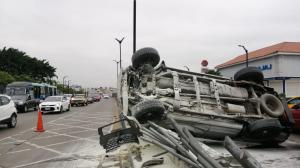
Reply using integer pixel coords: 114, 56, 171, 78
216, 42, 300, 97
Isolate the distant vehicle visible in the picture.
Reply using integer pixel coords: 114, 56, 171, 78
6, 81, 57, 112
0, 94, 17, 128
71, 94, 88, 106
63, 94, 73, 103
39, 96, 70, 113
290, 103, 300, 130
103, 94, 110, 99
92, 95, 101, 102
287, 96, 300, 108
87, 96, 94, 104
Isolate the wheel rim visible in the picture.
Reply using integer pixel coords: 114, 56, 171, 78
11, 116, 17, 126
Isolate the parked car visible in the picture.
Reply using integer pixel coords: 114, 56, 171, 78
117, 47, 294, 144
0, 94, 18, 128
71, 94, 88, 106
287, 96, 300, 108
290, 103, 300, 130
39, 96, 70, 113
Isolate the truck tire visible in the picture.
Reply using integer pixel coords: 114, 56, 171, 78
132, 47, 160, 69
8, 114, 17, 128
260, 94, 284, 118
132, 99, 165, 124
245, 119, 283, 143
234, 67, 264, 84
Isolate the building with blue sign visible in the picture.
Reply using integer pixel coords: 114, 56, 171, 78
216, 42, 300, 97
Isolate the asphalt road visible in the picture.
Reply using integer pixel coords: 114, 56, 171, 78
0, 98, 116, 168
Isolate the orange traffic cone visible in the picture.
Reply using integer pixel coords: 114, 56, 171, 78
35, 109, 45, 132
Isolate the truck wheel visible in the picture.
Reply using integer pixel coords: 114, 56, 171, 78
245, 119, 282, 143
234, 67, 264, 84
132, 99, 165, 124
8, 114, 17, 128
131, 47, 160, 69
260, 94, 284, 118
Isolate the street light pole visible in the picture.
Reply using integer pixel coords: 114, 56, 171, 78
62, 75, 68, 94
133, 0, 136, 53
115, 37, 125, 70
238, 45, 249, 67
67, 80, 71, 94
113, 60, 120, 79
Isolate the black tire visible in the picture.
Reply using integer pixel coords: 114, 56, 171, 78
234, 67, 264, 84
33, 104, 39, 111
132, 99, 165, 124
7, 114, 17, 128
260, 94, 284, 118
60, 106, 63, 113
67, 105, 70, 111
131, 47, 160, 69
244, 119, 283, 143
23, 105, 28, 113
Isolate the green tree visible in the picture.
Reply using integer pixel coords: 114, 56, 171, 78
206, 69, 222, 76
0, 71, 15, 93
0, 71, 15, 86
0, 47, 56, 83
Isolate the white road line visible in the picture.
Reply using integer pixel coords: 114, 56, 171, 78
7, 148, 31, 154
49, 123, 96, 131
59, 118, 101, 125
46, 130, 97, 143
44, 139, 81, 147
23, 141, 64, 155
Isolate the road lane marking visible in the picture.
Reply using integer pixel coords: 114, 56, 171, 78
7, 148, 31, 154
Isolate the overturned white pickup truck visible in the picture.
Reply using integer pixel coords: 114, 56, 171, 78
118, 47, 294, 144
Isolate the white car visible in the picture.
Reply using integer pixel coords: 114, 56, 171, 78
103, 94, 110, 99
39, 96, 70, 113
0, 94, 17, 128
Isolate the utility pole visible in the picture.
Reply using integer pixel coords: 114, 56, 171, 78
133, 0, 136, 53
238, 45, 249, 67
115, 37, 125, 70
67, 80, 71, 94
62, 75, 68, 94
113, 60, 120, 79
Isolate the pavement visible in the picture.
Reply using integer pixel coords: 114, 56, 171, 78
0, 99, 117, 168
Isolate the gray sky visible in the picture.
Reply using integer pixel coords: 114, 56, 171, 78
1, 0, 300, 87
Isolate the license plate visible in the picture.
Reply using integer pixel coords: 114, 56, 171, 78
45, 107, 50, 110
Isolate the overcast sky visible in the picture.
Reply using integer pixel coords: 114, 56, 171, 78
1, 0, 300, 87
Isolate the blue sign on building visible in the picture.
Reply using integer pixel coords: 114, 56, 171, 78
258, 64, 272, 71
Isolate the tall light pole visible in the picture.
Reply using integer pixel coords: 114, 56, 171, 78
133, 0, 136, 53
238, 45, 249, 67
115, 37, 125, 70
67, 80, 71, 94
62, 75, 68, 94
113, 60, 120, 79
